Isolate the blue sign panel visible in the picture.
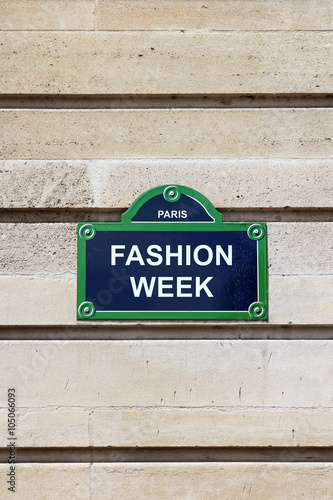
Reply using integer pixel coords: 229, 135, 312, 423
77, 185, 268, 320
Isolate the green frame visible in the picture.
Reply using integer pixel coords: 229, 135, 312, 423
77, 185, 268, 320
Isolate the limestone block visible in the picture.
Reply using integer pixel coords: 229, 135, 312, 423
268, 223, 333, 275
0, 409, 89, 447
96, 0, 333, 31
91, 408, 333, 447
0, 160, 94, 208
269, 275, 333, 325
1, 341, 333, 407
0, 223, 77, 274
0, 464, 89, 500
1, 109, 332, 159
3, 407, 333, 449
1, 159, 332, 209
92, 463, 333, 500
1, 276, 76, 325
0, 0, 95, 30
0, 32, 331, 94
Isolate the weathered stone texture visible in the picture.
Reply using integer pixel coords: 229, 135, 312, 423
92, 463, 333, 499
91, 408, 333, 448
96, 0, 333, 31
1, 341, 333, 406
0, 32, 332, 94
268, 223, 333, 275
0, 410, 90, 447
1, 276, 76, 325
0, 161, 94, 208
1, 109, 332, 159
2, 407, 333, 448
269, 275, 333, 325
1, 159, 332, 209
0, 0, 95, 31
1, 462, 332, 499
0, 464, 89, 499
0, 224, 77, 275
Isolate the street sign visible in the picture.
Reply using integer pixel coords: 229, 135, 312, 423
77, 185, 268, 320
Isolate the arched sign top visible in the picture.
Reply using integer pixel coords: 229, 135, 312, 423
122, 185, 222, 224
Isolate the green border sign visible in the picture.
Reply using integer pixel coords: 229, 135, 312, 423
77, 185, 268, 320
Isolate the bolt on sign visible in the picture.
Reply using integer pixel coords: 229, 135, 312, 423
77, 185, 268, 320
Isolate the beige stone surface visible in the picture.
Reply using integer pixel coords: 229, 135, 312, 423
1, 159, 332, 209
0, 409, 89, 447
1, 109, 332, 159
269, 275, 333, 325
0, 0, 95, 30
268, 223, 333, 275
2, 407, 333, 448
0, 223, 77, 274
1, 276, 76, 325
0, 222, 332, 276
0, 161, 94, 208
0, 32, 332, 94
97, 0, 333, 31
92, 463, 333, 499
91, 408, 333, 447
0, 464, 89, 499
1, 275, 332, 326
1, 340, 333, 407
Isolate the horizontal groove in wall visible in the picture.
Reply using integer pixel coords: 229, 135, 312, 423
0, 94, 332, 109
1, 209, 333, 223
0, 326, 332, 340
1, 447, 333, 463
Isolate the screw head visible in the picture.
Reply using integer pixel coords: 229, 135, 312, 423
85, 229, 91, 235
84, 306, 90, 313
169, 191, 175, 197
253, 229, 260, 235
254, 307, 260, 314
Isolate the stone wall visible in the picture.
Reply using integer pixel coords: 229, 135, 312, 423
0, 1, 332, 498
